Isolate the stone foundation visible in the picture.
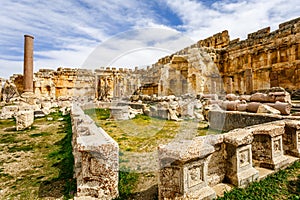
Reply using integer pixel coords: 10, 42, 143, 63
71, 104, 119, 200
158, 120, 300, 200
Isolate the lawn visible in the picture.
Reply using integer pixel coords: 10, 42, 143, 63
0, 111, 75, 199
218, 161, 300, 200
84, 108, 214, 153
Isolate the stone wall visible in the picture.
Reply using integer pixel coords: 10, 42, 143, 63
158, 120, 300, 200
218, 17, 300, 95
71, 104, 119, 199
208, 110, 300, 132
6, 17, 300, 102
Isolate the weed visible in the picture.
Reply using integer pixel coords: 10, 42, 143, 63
8, 145, 33, 153
30, 132, 50, 138
115, 166, 139, 199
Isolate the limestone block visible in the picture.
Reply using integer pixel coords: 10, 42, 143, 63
239, 95, 251, 102
247, 102, 262, 113
0, 105, 19, 119
226, 93, 238, 101
237, 104, 247, 112
224, 129, 259, 187
71, 105, 119, 199
250, 93, 275, 102
257, 104, 280, 115
251, 124, 289, 170
266, 102, 292, 115
283, 120, 300, 157
221, 100, 239, 111
109, 106, 129, 120
158, 137, 216, 200
15, 110, 34, 131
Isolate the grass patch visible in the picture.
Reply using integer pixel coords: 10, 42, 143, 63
0, 134, 19, 144
84, 108, 110, 120
30, 132, 51, 138
218, 161, 300, 200
86, 109, 211, 153
115, 167, 139, 200
8, 145, 33, 153
0, 112, 76, 199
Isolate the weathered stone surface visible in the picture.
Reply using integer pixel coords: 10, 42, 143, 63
109, 106, 129, 120
224, 129, 253, 146
283, 120, 300, 157
251, 124, 289, 170
257, 104, 281, 115
246, 102, 262, 113
208, 110, 282, 132
158, 137, 216, 200
226, 93, 238, 101
266, 102, 292, 115
0, 105, 19, 119
71, 105, 119, 199
15, 110, 34, 130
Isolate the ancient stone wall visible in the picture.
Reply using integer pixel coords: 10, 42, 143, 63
158, 120, 300, 199
208, 110, 300, 132
218, 17, 300, 94
71, 104, 119, 199
6, 17, 300, 101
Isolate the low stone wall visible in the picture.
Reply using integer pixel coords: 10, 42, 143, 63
71, 104, 119, 200
158, 120, 300, 200
208, 110, 300, 132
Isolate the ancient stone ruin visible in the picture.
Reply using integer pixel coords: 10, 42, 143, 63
0, 17, 300, 199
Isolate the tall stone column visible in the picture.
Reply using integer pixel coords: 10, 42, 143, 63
23, 35, 34, 93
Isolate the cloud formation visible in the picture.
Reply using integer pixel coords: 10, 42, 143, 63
1, 0, 299, 78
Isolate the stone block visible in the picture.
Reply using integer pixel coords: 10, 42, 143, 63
283, 120, 300, 157
257, 104, 280, 114
251, 124, 289, 170
0, 105, 19, 119
224, 129, 259, 187
71, 105, 119, 199
15, 110, 34, 130
158, 137, 216, 200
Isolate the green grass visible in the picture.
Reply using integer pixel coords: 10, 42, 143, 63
85, 109, 211, 153
115, 166, 139, 200
218, 161, 300, 200
30, 132, 51, 138
0, 111, 76, 199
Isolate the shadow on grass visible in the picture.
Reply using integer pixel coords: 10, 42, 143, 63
38, 114, 76, 199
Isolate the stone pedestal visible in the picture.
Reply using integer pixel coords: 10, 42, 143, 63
109, 106, 129, 120
158, 138, 216, 200
284, 120, 300, 157
252, 124, 289, 170
224, 129, 259, 187
21, 92, 36, 105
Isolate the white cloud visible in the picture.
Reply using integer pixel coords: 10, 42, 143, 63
82, 28, 195, 69
0, 0, 299, 79
165, 0, 300, 40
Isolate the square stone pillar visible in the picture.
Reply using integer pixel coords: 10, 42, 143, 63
283, 120, 300, 157
245, 68, 253, 95
224, 129, 259, 187
158, 138, 216, 200
252, 124, 289, 170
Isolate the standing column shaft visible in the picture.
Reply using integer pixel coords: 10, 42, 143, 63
23, 35, 34, 93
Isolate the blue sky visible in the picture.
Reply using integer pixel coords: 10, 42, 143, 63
1, 0, 299, 78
